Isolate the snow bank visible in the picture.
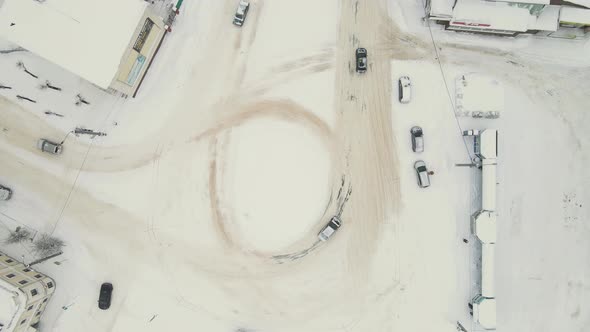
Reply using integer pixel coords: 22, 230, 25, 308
222, 118, 332, 253
455, 73, 504, 117
390, 59, 474, 331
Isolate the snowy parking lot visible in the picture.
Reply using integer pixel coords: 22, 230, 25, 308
0, 0, 589, 331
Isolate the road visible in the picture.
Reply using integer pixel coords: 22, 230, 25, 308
0, 0, 405, 331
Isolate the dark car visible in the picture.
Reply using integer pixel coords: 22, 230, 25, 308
98, 283, 113, 310
37, 138, 63, 155
318, 216, 342, 242
233, 0, 250, 26
356, 48, 367, 73
410, 126, 424, 153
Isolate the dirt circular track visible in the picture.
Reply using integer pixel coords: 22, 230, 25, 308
207, 100, 337, 257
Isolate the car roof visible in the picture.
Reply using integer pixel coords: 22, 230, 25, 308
419, 172, 430, 185
330, 216, 341, 226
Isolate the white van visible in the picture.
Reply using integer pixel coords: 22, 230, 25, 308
398, 76, 412, 103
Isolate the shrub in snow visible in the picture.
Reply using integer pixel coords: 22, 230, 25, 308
5, 227, 32, 244
33, 234, 65, 256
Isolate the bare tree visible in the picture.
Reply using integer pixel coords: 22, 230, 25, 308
75, 94, 90, 106
40, 80, 62, 91
16, 61, 39, 78
33, 234, 65, 257
5, 227, 32, 244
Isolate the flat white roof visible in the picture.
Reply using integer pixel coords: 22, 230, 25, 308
429, 0, 456, 18
475, 297, 497, 329
0, 0, 148, 89
480, 129, 498, 159
474, 211, 497, 244
560, 6, 590, 24
482, 162, 497, 211
496, 0, 549, 5
565, 0, 590, 8
481, 244, 496, 298
0, 280, 26, 332
528, 5, 560, 31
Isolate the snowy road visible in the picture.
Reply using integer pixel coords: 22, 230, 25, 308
1, 0, 406, 331
0, 0, 589, 331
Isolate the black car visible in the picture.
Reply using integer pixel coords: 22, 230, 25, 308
233, 1, 250, 26
98, 283, 113, 310
356, 48, 367, 73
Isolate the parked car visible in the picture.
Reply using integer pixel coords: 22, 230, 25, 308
356, 48, 367, 73
0, 185, 12, 201
98, 282, 113, 310
410, 126, 424, 153
233, 0, 250, 26
318, 216, 342, 242
37, 139, 63, 155
398, 76, 412, 103
414, 160, 431, 188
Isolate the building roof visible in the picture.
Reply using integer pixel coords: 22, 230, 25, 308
429, 0, 456, 18
560, 6, 590, 24
474, 211, 497, 244
475, 297, 497, 329
0, 280, 26, 332
452, 0, 532, 31
480, 244, 496, 298
0, 0, 148, 89
528, 5, 561, 31
479, 129, 498, 160
496, 0, 550, 5
564, 0, 590, 8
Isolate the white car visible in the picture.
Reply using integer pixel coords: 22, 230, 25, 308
37, 138, 63, 155
0, 185, 12, 201
398, 76, 412, 103
414, 160, 431, 188
233, 0, 250, 26
318, 216, 342, 242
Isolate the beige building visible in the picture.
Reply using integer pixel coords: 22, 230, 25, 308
0, 0, 167, 97
0, 252, 55, 332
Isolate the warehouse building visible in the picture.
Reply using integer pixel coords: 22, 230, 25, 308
426, 0, 590, 37
0, 0, 167, 97
0, 251, 55, 332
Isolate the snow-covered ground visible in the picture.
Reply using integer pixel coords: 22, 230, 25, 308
0, 0, 589, 331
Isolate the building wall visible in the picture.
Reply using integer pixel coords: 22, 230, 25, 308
109, 7, 166, 97
0, 252, 55, 332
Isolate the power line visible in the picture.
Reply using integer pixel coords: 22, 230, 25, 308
421, 8, 473, 161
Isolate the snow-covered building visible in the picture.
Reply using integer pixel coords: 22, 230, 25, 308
426, 0, 590, 36
0, 0, 167, 97
464, 129, 498, 330
560, 6, 590, 25
0, 252, 55, 332
427, 0, 561, 35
